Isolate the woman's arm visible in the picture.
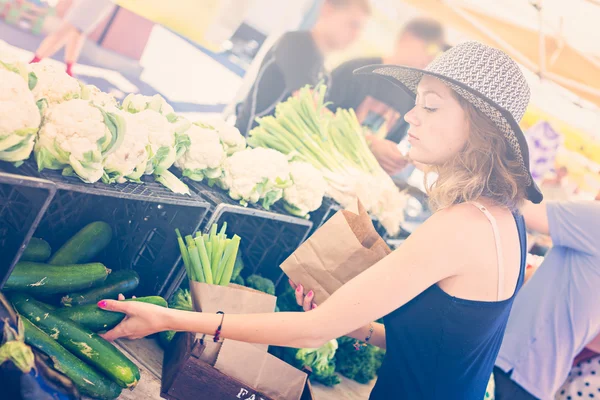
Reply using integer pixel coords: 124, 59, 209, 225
521, 201, 549, 235
291, 280, 387, 349
100, 208, 471, 348
586, 332, 600, 354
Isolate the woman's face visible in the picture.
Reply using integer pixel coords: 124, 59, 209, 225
404, 76, 470, 165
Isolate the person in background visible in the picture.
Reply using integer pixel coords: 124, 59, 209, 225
235, 0, 371, 136
29, 0, 116, 76
327, 18, 447, 175
494, 201, 600, 400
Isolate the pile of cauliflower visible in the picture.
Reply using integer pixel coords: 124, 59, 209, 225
0, 55, 328, 217
213, 148, 325, 215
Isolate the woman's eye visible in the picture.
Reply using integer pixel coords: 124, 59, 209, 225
422, 106, 437, 112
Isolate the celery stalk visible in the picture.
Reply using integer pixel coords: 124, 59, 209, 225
215, 238, 232, 284
185, 236, 204, 283
176, 229, 193, 280
219, 235, 241, 286
195, 236, 213, 285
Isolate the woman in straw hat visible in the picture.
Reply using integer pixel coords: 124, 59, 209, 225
97, 41, 543, 399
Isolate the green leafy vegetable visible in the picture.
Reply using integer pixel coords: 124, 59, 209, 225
245, 275, 275, 295
28, 72, 37, 90
334, 336, 385, 384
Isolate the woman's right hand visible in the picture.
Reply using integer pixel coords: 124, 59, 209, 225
289, 279, 316, 312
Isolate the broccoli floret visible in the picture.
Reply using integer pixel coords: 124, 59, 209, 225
245, 274, 275, 295
335, 336, 384, 384
169, 288, 193, 311
296, 340, 341, 387
311, 362, 341, 387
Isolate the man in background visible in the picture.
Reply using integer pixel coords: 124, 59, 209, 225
327, 18, 446, 175
235, 0, 370, 136
494, 201, 600, 400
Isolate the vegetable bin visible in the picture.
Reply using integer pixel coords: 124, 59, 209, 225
0, 169, 56, 289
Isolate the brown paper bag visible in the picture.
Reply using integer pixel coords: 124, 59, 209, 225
281, 200, 392, 304
215, 340, 308, 400
189, 281, 277, 314
189, 281, 277, 358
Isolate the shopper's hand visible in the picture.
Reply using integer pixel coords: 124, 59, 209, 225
288, 279, 316, 312
98, 294, 169, 341
366, 135, 408, 175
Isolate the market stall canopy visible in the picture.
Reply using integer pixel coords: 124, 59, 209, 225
398, 0, 600, 108
115, 0, 254, 51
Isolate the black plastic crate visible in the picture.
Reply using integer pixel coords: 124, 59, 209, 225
0, 171, 56, 288
165, 179, 314, 296
8, 161, 207, 208
1, 160, 211, 297
30, 189, 210, 297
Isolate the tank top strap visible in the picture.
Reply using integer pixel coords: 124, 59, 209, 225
470, 201, 504, 301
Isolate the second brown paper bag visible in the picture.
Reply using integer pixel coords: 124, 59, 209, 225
281, 200, 392, 304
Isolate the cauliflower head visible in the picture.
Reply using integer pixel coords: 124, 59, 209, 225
174, 122, 226, 181
103, 111, 150, 183
35, 99, 125, 183
122, 93, 190, 134
133, 109, 178, 174
220, 148, 291, 208
283, 161, 326, 217
200, 119, 246, 155
0, 67, 41, 162
81, 84, 119, 109
122, 93, 174, 116
29, 62, 81, 105
128, 109, 189, 194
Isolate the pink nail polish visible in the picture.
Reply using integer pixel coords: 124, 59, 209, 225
296, 285, 303, 293
312, 304, 317, 310
97, 300, 107, 308
307, 290, 313, 298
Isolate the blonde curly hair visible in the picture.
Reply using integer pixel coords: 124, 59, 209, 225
425, 95, 529, 211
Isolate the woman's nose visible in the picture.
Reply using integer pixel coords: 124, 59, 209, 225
404, 106, 420, 126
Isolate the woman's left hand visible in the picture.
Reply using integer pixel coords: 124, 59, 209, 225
97, 295, 171, 341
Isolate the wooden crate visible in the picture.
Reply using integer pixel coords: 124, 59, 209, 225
161, 332, 314, 400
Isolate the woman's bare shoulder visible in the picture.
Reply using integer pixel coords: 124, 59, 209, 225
410, 202, 502, 249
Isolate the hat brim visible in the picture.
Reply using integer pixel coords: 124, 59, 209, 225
354, 64, 543, 204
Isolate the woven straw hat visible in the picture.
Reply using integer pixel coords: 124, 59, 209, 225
355, 41, 543, 204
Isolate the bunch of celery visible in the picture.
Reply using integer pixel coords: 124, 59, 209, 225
175, 223, 241, 286
248, 84, 406, 235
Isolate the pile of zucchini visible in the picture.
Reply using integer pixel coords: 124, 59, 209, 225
4, 221, 169, 400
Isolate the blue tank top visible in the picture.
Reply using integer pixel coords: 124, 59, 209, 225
370, 212, 527, 399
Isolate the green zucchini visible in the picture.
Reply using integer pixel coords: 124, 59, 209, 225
49, 221, 112, 265
4, 262, 110, 295
11, 294, 140, 389
21, 238, 52, 262
61, 270, 140, 307
21, 316, 122, 399
54, 296, 167, 332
